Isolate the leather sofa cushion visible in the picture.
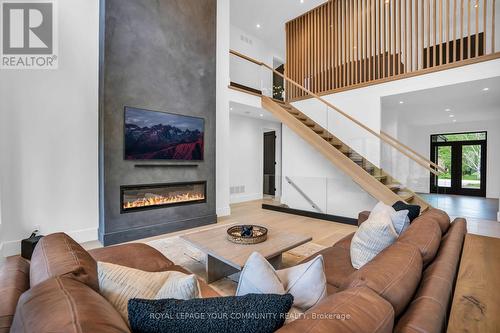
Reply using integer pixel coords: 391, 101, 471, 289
30, 233, 99, 292
395, 218, 466, 333
398, 218, 442, 267
303, 245, 356, 291
341, 242, 422, 317
424, 208, 451, 234
276, 286, 394, 333
89, 243, 175, 272
11, 277, 130, 333
358, 211, 371, 226
333, 232, 354, 250
0, 257, 30, 333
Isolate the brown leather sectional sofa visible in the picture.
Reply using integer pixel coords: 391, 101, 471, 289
0, 208, 466, 333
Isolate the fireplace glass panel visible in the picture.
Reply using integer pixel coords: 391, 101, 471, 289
121, 181, 206, 213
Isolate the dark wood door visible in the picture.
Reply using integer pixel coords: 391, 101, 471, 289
263, 131, 276, 196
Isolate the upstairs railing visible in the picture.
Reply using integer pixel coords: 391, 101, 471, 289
286, 0, 499, 101
230, 49, 445, 177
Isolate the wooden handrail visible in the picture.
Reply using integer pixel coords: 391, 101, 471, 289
230, 49, 263, 66
380, 131, 447, 173
230, 49, 442, 176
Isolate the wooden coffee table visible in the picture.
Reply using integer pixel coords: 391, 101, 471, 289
181, 223, 312, 283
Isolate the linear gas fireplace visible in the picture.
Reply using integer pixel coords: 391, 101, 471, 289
121, 181, 207, 213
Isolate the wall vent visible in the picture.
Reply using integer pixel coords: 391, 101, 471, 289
230, 185, 246, 194
240, 35, 253, 45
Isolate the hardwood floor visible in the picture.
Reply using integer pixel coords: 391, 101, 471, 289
417, 193, 500, 239
82, 197, 500, 252
420, 193, 499, 221
82, 200, 357, 251
138, 200, 357, 248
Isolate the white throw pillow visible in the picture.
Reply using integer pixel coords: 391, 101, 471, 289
371, 201, 410, 235
350, 211, 399, 269
97, 261, 200, 322
236, 252, 327, 312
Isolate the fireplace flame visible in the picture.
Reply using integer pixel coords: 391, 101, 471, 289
123, 192, 205, 210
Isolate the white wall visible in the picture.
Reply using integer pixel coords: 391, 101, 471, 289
393, 120, 500, 198
229, 114, 281, 203
230, 25, 285, 96
0, 188, 4, 262
0, 0, 99, 256
281, 126, 377, 218
216, 0, 231, 217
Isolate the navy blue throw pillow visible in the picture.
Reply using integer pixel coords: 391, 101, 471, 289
392, 201, 421, 222
128, 293, 294, 333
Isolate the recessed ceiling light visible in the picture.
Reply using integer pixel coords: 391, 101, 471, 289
449, 114, 455, 118
445, 108, 451, 112
256, 24, 261, 29
230, 107, 233, 111
399, 101, 404, 104
453, 119, 457, 123
300, 0, 304, 3
483, 87, 489, 91
260, 114, 264, 117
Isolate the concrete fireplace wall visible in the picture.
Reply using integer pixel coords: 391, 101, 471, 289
99, 0, 217, 245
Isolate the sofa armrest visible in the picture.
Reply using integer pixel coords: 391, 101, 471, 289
0, 256, 30, 333
358, 211, 371, 226
89, 243, 175, 272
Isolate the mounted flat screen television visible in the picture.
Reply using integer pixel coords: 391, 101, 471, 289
124, 107, 204, 161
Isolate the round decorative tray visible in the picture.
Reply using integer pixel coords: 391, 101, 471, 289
227, 225, 268, 245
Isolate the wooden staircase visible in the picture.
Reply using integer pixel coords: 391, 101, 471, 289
262, 96, 430, 212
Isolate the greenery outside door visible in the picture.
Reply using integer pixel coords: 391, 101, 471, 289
430, 132, 487, 197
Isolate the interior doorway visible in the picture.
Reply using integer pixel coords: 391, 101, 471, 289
263, 131, 276, 196
430, 131, 487, 197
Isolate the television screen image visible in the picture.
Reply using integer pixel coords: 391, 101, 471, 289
124, 107, 204, 161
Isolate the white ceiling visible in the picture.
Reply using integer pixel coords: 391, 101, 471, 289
382, 77, 500, 127
230, 0, 328, 57
229, 101, 280, 123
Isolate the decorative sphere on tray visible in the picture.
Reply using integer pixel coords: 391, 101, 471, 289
227, 225, 268, 245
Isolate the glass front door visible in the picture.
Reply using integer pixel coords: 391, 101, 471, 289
431, 132, 486, 197
461, 144, 482, 191
436, 145, 452, 189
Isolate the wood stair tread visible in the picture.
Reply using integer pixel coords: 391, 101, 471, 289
386, 183, 402, 192
420, 205, 430, 213
263, 97, 430, 212
397, 192, 415, 202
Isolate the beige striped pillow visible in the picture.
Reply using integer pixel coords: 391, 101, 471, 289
97, 261, 200, 323
350, 211, 399, 269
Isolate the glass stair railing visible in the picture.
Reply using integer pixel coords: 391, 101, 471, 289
230, 50, 448, 214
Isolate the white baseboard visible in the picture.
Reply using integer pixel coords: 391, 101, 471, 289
216, 206, 231, 217
1, 227, 98, 257
2, 240, 21, 257
66, 227, 98, 244
230, 192, 262, 204
0, 242, 5, 264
